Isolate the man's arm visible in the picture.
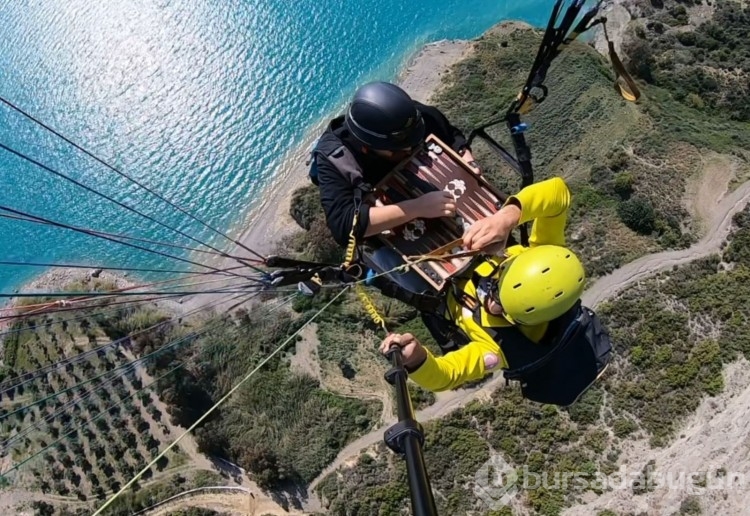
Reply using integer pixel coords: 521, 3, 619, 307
463, 176, 571, 250
317, 156, 453, 244
365, 190, 458, 237
510, 176, 570, 247
316, 157, 372, 247
410, 340, 504, 392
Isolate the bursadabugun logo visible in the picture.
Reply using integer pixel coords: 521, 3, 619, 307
473, 452, 519, 509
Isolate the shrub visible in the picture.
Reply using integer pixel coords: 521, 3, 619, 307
617, 197, 656, 234
613, 172, 635, 198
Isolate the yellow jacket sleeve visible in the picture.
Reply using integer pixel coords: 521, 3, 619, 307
506, 176, 570, 247
409, 338, 503, 392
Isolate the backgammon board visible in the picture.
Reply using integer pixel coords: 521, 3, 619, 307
369, 134, 509, 291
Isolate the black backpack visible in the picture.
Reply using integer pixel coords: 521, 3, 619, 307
484, 300, 613, 406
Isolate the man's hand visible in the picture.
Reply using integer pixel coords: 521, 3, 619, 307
366, 190, 455, 237
463, 203, 522, 251
411, 190, 456, 219
379, 333, 427, 370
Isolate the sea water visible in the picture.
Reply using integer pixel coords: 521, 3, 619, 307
0, 0, 564, 293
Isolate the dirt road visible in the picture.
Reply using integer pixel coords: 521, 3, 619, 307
141, 487, 306, 516
305, 376, 503, 506
582, 180, 750, 308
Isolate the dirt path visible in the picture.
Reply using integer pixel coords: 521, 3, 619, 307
288, 323, 322, 382
305, 376, 502, 501
144, 489, 306, 516
0, 488, 86, 516
683, 152, 736, 236
582, 179, 750, 309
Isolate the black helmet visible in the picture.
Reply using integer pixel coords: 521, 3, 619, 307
345, 81, 425, 151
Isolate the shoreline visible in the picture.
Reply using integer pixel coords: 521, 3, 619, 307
229, 38, 475, 263
5, 12, 628, 317
0, 269, 136, 337
0, 267, 197, 343
1, 36, 479, 326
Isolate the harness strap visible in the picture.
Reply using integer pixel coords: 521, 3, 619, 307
342, 189, 362, 269
356, 283, 388, 334
477, 300, 583, 376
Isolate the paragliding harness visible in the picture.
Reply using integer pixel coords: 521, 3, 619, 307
304, 115, 446, 313
495, 301, 612, 406
452, 262, 613, 406
306, 116, 361, 188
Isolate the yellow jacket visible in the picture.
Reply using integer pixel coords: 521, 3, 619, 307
409, 176, 572, 391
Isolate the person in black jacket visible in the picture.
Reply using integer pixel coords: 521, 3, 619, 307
312, 81, 478, 345
314, 81, 478, 248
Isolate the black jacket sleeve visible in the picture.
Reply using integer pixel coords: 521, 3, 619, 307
415, 102, 468, 152
316, 154, 371, 248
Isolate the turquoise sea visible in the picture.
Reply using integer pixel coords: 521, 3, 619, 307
0, 0, 564, 293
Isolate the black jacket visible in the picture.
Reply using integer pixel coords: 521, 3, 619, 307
315, 102, 468, 247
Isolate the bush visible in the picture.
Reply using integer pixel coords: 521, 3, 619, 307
613, 417, 638, 438
617, 196, 656, 234
624, 40, 656, 82
677, 31, 697, 47
680, 495, 703, 514
289, 184, 324, 231
613, 172, 635, 198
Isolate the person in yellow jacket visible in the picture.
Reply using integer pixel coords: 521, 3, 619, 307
379, 176, 587, 392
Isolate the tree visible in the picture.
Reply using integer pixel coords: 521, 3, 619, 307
613, 172, 635, 198
240, 448, 285, 489
618, 197, 656, 234
289, 184, 324, 231
156, 455, 169, 472
31, 501, 55, 516
625, 39, 656, 83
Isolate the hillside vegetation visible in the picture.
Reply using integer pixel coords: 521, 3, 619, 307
314, 205, 750, 516
0, 283, 381, 514
144, 300, 383, 493
0, 290, 218, 515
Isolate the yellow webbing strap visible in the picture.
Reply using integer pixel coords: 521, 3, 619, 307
356, 283, 388, 334
341, 196, 388, 334
343, 209, 359, 269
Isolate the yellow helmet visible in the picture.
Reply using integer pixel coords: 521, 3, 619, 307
494, 245, 585, 326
